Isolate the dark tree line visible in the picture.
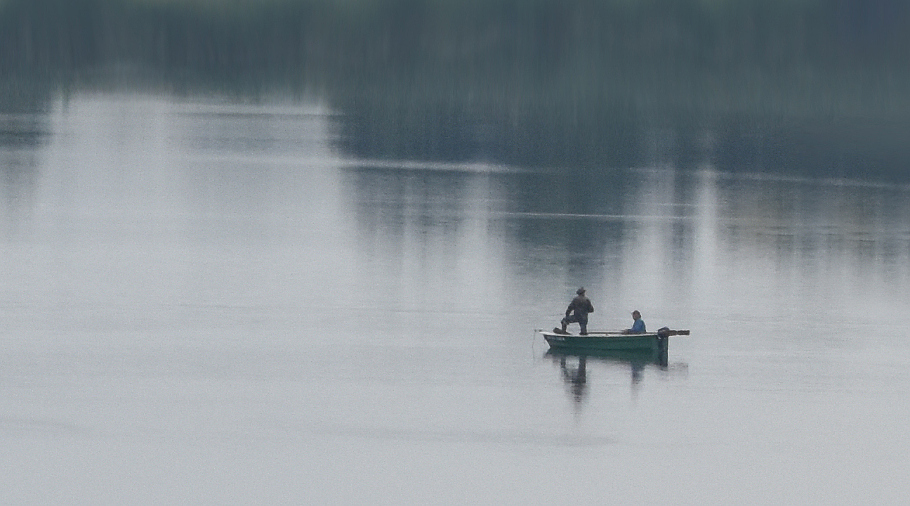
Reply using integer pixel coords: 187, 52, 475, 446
2, 0, 909, 180
2, 0, 908, 83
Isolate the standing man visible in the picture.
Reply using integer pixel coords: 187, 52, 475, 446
623, 310, 646, 334
560, 287, 594, 335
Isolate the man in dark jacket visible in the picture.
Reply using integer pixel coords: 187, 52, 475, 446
560, 287, 594, 335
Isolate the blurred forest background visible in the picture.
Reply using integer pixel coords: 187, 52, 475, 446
2, 0, 909, 178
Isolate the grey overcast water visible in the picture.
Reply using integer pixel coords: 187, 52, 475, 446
2, 92, 910, 505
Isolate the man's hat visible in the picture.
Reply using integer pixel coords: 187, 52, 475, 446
576, 287, 585, 294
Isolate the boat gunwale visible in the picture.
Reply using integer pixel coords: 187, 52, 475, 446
539, 331, 662, 339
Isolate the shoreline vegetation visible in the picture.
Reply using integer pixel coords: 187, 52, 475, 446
2, 0, 909, 179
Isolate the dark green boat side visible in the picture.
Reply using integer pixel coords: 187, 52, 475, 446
541, 331, 668, 353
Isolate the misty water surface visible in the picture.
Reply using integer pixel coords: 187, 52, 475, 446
1, 90, 909, 505
3, 0, 910, 503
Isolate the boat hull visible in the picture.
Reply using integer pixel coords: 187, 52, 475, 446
542, 331, 668, 352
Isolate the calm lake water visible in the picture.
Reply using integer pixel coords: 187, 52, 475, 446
2, 91, 910, 505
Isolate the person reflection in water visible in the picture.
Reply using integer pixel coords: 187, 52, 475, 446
622, 310, 646, 334
559, 355, 587, 405
560, 287, 594, 335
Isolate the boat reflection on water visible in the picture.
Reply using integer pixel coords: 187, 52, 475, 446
546, 347, 671, 406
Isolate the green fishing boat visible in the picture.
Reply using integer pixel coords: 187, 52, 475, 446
540, 328, 688, 353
